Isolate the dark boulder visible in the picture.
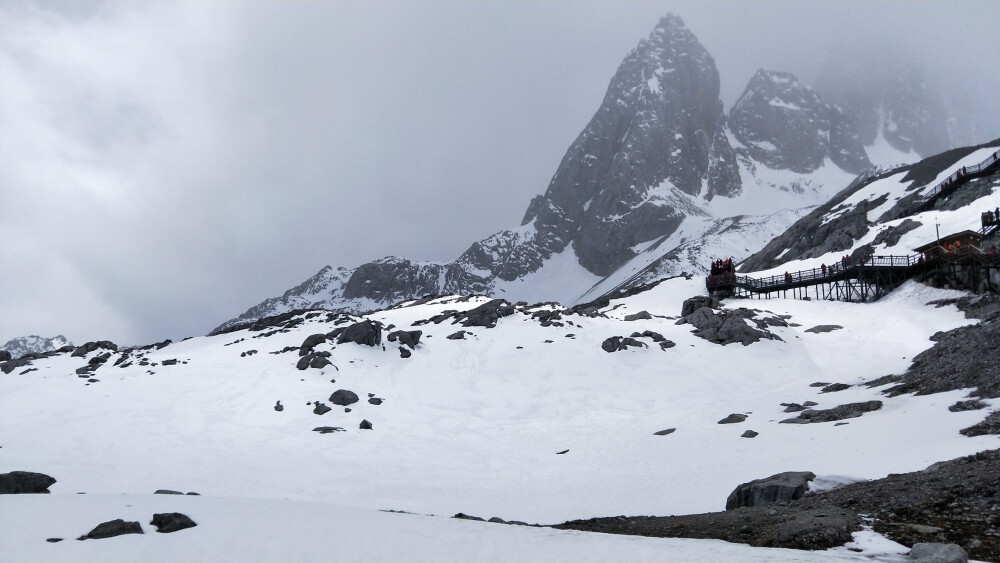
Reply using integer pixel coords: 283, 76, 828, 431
780, 401, 882, 424
653, 428, 676, 436
296, 351, 331, 370
71, 341, 118, 357
161, 359, 178, 366
313, 426, 345, 434
274, 401, 284, 412
624, 310, 652, 321
0, 471, 56, 494
359, 419, 373, 430
368, 398, 383, 405
399, 347, 411, 358
718, 413, 747, 424
154, 489, 183, 495
0, 350, 10, 362
741, 430, 759, 438
458, 299, 515, 328
313, 402, 331, 415
387, 330, 422, 349
601, 336, 648, 353
329, 389, 359, 406
150, 512, 197, 533
681, 296, 715, 317
446, 331, 467, 340
78, 519, 143, 540
804, 325, 843, 334
725, 471, 816, 510
299, 333, 328, 356
336, 320, 382, 347
820, 383, 851, 393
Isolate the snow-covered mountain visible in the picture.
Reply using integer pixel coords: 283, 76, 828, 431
0, 335, 72, 361
215, 13, 971, 334
3, 268, 998, 560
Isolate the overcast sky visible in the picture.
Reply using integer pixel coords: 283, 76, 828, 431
2, 0, 998, 346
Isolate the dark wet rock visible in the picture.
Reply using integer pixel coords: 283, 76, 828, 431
296, 351, 332, 370
805, 325, 843, 334
329, 389, 359, 406
71, 341, 118, 357
78, 519, 143, 540
387, 330, 422, 349
0, 471, 56, 494
299, 333, 328, 356
274, 401, 284, 412
368, 398, 383, 405
653, 428, 676, 436
741, 430, 759, 438
960, 410, 1000, 437
909, 543, 968, 563
681, 296, 716, 317
359, 419, 373, 430
718, 413, 747, 424
781, 401, 882, 424
457, 299, 515, 328
624, 310, 652, 321
313, 402, 331, 415
150, 513, 197, 533
337, 320, 382, 347
948, 399, 986, 412
446, 330, 467, 340
313, 426, 345, 434
820, 383, 851, 393
726, 471, 816, 510
399, 347, 411, 358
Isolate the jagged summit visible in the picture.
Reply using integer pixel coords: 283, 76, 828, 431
729, 69, 871, 174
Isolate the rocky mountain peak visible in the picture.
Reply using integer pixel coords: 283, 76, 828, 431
729, 69, 871, 174
1, 335, 73, 360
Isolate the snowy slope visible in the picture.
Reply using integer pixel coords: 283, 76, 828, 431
2, 277, 997, 562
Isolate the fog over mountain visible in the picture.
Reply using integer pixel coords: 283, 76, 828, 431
2, 0, 998, 345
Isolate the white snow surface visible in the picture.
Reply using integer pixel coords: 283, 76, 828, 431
2, 278, 997, 562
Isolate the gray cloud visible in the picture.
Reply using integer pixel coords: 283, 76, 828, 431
2, 0, 997, 345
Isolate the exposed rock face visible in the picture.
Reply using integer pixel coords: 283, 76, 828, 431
729, 69, 870, 174
336, 321, 381, 347
725, 471, 816, 510
78, 519, 143, 540
779, 401, 883, 424
522, 14, 739, 276
909, 543, 969, 563
150, 513, 197, 533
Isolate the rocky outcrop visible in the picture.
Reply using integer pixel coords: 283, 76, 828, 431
677, 306, 785, 346
78, 519, 143, 540
0, 471, 56, 494
0, 335, 72, 360
150, 513, 197, 533
780, 401, 883, 424
329, 390, 359, 407
725, 471, 816, 510
729, 70, 870, 174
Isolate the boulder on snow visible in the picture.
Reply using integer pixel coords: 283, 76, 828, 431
446, 330, 467, 340
399, 347, 411, 358
313, 426, 345, 434
359, 419, 373, 430
681, 296, 716, 317
804, 325, 843, 334
313, 402, 331, 415
725, 471, 816, 510
150, 513, 197, 533
154, 489, 183, 495
0, 350, 11, 362
296, 351, 331, 370
601, 336, 648, 352
653, 428, 676, 436
908, 543, 968, 563
329, 389, 359, 406
298, 333, 327, 356
77, 519, 143, 540
70, 341, 118, 357
717, 413, 747, 424
387, 330, 422, 349
741, 430, 759, 438
458, 299, 515, 328
0, 471, 56, 494
624, 310, 652, 321
274, 401, 284, 412
780, 401, 882, 424
336, 320, 382, 347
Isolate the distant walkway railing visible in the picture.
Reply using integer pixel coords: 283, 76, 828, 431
919, 148, 1000, 206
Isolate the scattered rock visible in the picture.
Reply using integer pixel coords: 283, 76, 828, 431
154, 489, 183, 495
150, 512, 197, 533
446, 331, 467, 340
70, 341, 118, 358
359, 419, 373, 430
820, 383, 851, 393
556, 449, 569, 455
780, 401, 882, 424
948, 399, 986, 412
741, 430, 759, 438
809, 382, 829, 387
0, 471, 56, 494
782, 403, 806, 413
457, 299, 515, 328
368, 398, 383, 405
624, 310, 652, 321
46, 538, 63, 543
77, 519, 143, 540
909, 543, 968, 563
399, 347, 411, 358
387, 330, 422, 349
726, 471, 816, 510
804, 325, 843, 333
718, 413, 747, 424
313, 402, 331, 415
299, 333, 327, 355
653, 428, 676, 436
296, 351, 332, 370
329, 389, 359, 406
161, 359, 178, 366
274, 401, 284, 412
601, 336, 647, 352
488, 517, 506, 524
681, 296, 716, 317
313, 426, 345, 434
336, 320, 382, 347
